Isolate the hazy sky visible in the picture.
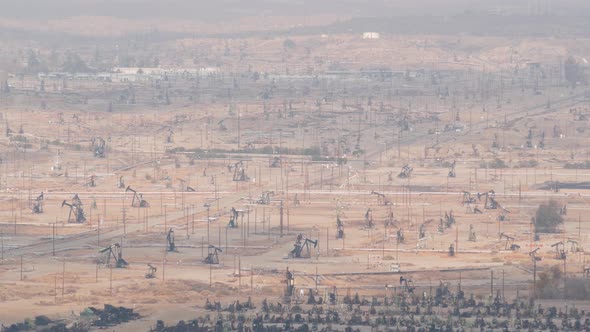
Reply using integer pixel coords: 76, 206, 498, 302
1, 0, 589, 21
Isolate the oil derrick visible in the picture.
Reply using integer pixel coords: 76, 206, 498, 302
551, 241, 566, 260
289, 234, 317, 258
145, 264, 157, 279
125, 186, 149, 207
204, 245, 222, 264
31, 192, 44, 214
166, 228, 177, 252
336, 216, 344, 239
61, 194, 86, 223
228, 207, 239, 228
398, 165, 413, 178
92, 137, 106, 158
500, 233, 520, 251
399, 276, 415, 293
468, 225, 476, 242
370, 191, 391, 205
99, 243, 128, 268
448, 160, 456, 178
231, 161, 249, 181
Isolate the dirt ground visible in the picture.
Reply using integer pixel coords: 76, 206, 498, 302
0, 28, 589, 330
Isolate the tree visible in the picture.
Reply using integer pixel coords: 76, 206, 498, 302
534, 200, 563, 233
62, 51, 91, 73
536, 265, 562, 299
283, 39, 296, 50
564, 56, 586, 88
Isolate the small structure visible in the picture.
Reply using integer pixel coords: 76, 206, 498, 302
362, 32, 380, 39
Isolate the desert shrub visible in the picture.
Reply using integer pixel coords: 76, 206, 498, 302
533, 200, 563, 233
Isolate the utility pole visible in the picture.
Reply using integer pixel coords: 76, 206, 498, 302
52, 223, 55, 256
62, 259, 65, 297
280, 200, 284, 237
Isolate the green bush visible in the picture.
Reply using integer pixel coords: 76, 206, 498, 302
534, 200, 563, 233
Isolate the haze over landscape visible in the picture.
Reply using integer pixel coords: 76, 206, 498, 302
1, 0, 590, 331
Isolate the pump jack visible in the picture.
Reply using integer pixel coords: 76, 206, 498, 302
61, 195, 86, 223
285, 267, 295, 297
166, 128, 174, 143
529, 247, 542, 262
482, 190, 498, 209
364, 208, 374, 228
448, 243, 455, 256
92, 137, 106, 158
468, 225, 476, 242
418, 224, 426, 239
336, 216, 344, 239
370, 191, 391, 205
396, 228, 404, 244
117, 176, 125, 189
270, 157, 281, 168
399, 276, 415, 293
448, 160, 456, 178
99, 243, 128, 268
204, 245, 222, 264
289, 234, 317, 258
87, 174, 96, 187
567, 239, 583, 253
232, 161, 249, 181
398, 165, 413, 178
228, 207, 239, 228
145, 264, 157, 279
166, 228, 177, 252
125, 186, 149, 207
462, 191, 476, 204
31, 192, 44, 214
551, 241, 567, 260
500, 233, 520, 251
256, 191, 272, 205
